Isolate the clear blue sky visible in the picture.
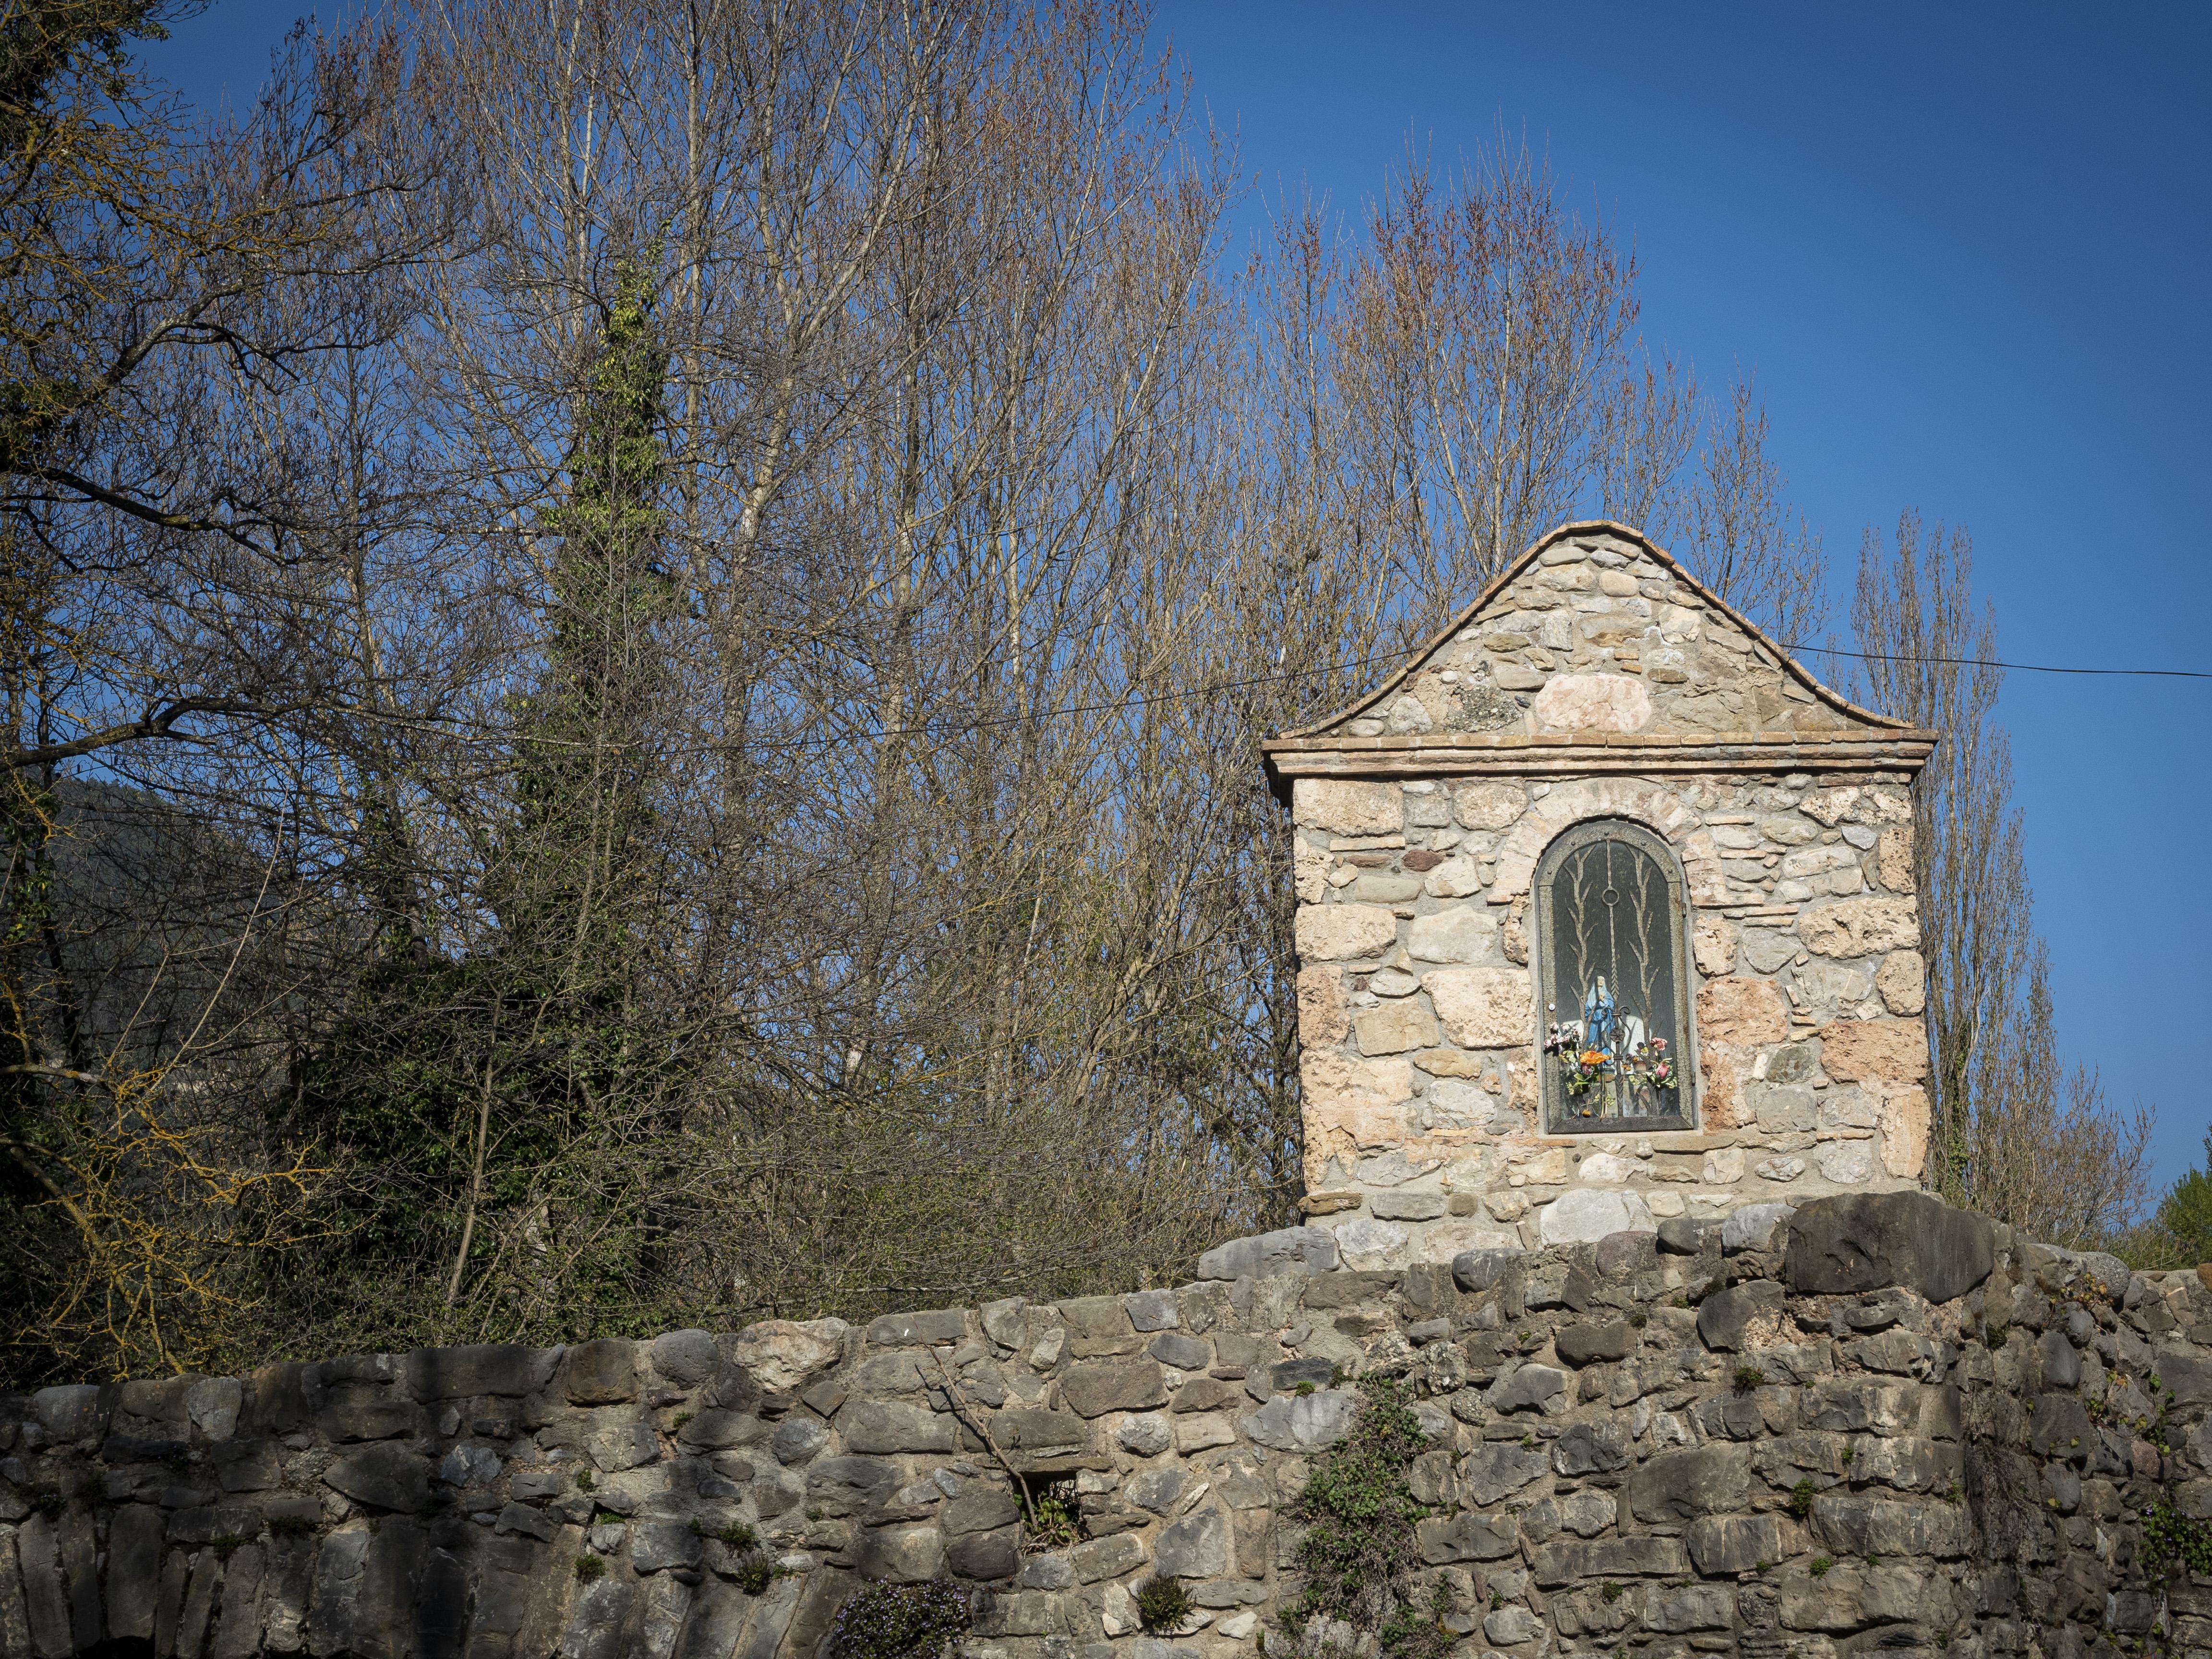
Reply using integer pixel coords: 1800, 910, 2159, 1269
148, 3, 2210, 1196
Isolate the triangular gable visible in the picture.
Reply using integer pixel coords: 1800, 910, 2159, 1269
1280, 520, 1911, 745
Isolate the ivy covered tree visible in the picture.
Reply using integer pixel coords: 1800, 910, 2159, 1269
287, 261, 685, 1345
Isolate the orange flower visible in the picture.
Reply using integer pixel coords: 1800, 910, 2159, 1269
1579, 1049, 1607, 1067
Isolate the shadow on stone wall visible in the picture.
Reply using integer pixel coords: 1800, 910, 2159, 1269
4, 1192, 2208, 1659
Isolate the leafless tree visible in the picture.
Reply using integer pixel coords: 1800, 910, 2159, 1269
1851, 512, 2150, 1247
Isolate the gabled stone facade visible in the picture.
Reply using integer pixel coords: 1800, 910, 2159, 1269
1263, 521, 1939, 1265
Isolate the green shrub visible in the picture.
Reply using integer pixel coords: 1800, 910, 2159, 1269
1286, 1375, 1448, 1659
827, 1578, 971, 1659
1136, 1576, 1193, 1632
735, 1553, 775, 1596
717, 1522, 759, 1550
1789, 1479, 1817, 1518
575, 1554, 605, 1582
1810, 1557, 1832, 1577
1732, 1367, 1767, 1394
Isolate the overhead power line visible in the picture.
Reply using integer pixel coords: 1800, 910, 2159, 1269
1789, 644, 2212, 682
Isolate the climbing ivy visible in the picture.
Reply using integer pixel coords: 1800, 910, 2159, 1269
1286, 1375, 1453, 1659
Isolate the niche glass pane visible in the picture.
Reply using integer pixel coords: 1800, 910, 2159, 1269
1537, 822, 1693, 1131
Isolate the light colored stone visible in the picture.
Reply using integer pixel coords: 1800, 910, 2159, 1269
1779, 845, 1861, 879
729, 1319, 847, 1393
1875, 950, 1927, 1016
1356, 1001, 1439, 1057
1296, 903, 1399, 963
1485, 1192, 1530, 1222
1418, 1076, 1498, 1131
1300, 1053, 1414, 1147
1818, 1020, 1929, 1086
1648, 1191, 1685, 1217
1800, 786, 1859, 826
1294, 841, 1329, 905
1293, 778, 1401, 835
1695, 977, 1788, 1046
1454, 781, 1527, 830
1753, 1157, 1805, 1182
1408, 905, 1496, 962
1333, 1216, 1411, 1270
1702, 1149, 1745, 1185
1878, 1087, 1931, 1178
1297, 966, 1348, 1046
1798, 896, 1920, 958
1506, 1145, 1570, 1185
1356, 1149, 1445, 1187
1538, 1187, 1655, 1243
1576, 1153, 1639, 1184
1423, 967, 1533, 1048
1370, 966, 1420, 996
1424, 857, 1483, 898
1876, 826, 1914, 890
1816, 1140, 1876, 1185
1413, 1046, 1485, 1078
1692, 916, 1737, 977
1385, 695, 1433, 734
1533, 673, 1652, 733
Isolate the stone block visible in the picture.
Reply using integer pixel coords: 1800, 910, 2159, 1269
322, 1443, 432, 1512
678, 1409, 769, 1450
1797, 896, 1919, 958
1643, 1583, 1735, 1633
1150, 1333, 1211, 1372
1069, 1532, 1147, 1584
1407, 907, 1496, 963
1300, 1052, 1414, 1147
1175, 1415, 1236, 1453
1297, 967, 1349, 1046
1356, 1000, 1439, 1056
1875, 950, 1926, 1015
1124, 1289, 1180, 1332
1554, 1321, 1635, 1366
728, 1319, 847, 1392
1452, 1248, 1525, 1290
649, 1329, 721, 1386
1722, 1202, 1795, 1253
1537, 1189, 1655, 1244
1817, 1018, 1929, 1087
1457, 1441, 1549, 1504
1239, 1389, 1358, 1451
866, 1309, 968, 1347
997, 1407, 1088, 1451
1697, 1281, 1785, 1352
1421, 967, 1532, 1048
1296, 904, 1399, 963
1684, 1512, 1791, 1575
1059, 1360, 1166, 1418
586, 1420, 661, 1471
841, 1400, 958, 1453
405, 1343, 560, 1401
1195, 1227, 1340, 1282
1695, 977, 1788, 1046
1626, 1444, 1750, 1520
564, 1339, 639, 1406
1293, 779, 1401, 835
853, 1523, 946, 1583
772, 1419, 829, 1466
947, 1527, 1020, 1582
1453, 782, 1526, 830
631, 1519, 703, 1574
1784, 1191, 1994, 1302
1551, 1420, 1632, 1476
106, 1504, 164, 1639
1809, 1492, 1972, 1558
1530, 1536, 1690, 1587
1417, 1511, 1519, 1564
1488, 1364, 1567, 1414
1154, 1509, 1230, 1578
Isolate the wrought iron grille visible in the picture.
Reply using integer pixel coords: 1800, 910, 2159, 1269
1533, 819, 1695, 1132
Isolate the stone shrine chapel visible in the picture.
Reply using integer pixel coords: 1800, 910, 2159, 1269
1262, 520, 1938, 1267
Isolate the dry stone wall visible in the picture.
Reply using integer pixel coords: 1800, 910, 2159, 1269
8, 1194, 2212, 1659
